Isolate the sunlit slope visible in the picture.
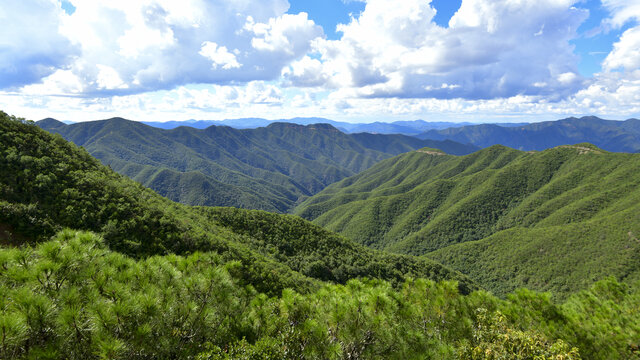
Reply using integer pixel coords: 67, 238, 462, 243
295, 144, 640, 296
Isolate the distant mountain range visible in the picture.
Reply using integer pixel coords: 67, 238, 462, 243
295, 144, 640, 297
140, 118, 484, 135
417, 116, 640, 153
54, 115, 640, 154
37, 118, 478, 212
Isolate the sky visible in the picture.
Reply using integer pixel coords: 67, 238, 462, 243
0, 0, 639, 123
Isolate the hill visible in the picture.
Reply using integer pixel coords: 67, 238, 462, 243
417, 116, 640, 152
1, 111, 475, 295
37, 118, 478, 212
294, 144, 640, 297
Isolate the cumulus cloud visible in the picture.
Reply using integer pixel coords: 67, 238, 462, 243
309, 0, 586, 100
0, 0, 78, 88
3, 0, 640, 122
199, 42, 241, 70
601, 1, 640, 73
3, 0, 322, 95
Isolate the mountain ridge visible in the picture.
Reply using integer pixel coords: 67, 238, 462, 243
417, 116, 640, 152
37, 117, 478, 212
294, 143, 640, 297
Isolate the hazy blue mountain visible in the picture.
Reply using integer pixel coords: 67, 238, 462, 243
417, 116, 640, 152
38, 118, 478, 212
140, 118, 486, 135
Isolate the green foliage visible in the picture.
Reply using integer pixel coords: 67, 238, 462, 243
200, 207, 475, 292
457, 309, 581, 360
295, 144, 640, 297
1, 230, 638, 359
0, 230, 254, 359
37, 118, 476, 212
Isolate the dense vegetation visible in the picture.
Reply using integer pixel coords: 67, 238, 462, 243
1, 230, 638, 359
4, 112, 640, 358
295, 145, 640, 297
417, 115, 640, 152
37, 118, 477, 212
1, 111, 473, 295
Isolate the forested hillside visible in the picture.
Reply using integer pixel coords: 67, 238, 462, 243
1, 112, 474, 295
417, 116, 640, 152
37, 118, 477, 212
295, 145, 640, 297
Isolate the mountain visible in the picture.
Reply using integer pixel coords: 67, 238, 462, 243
294, 144, 640, 297
141, 117, 484, 134
3, 112, 639, 359
37, 118, 478, 212
417, 116, 640, 152
1, 111, 474, 294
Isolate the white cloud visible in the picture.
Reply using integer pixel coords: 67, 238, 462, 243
601, 0, 640, 28
199, 42, 241, 70
3, 0, 319, 95
2, 0, 640, 123
0, 0, 78, 88
281, 56, 328, 87
21, 69, 84, 95
246, 13, 322, 55
311, 0, 586, 100
96, 65, 128, 90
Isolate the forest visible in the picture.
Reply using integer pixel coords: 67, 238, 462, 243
1, 112, 639, 358
296, 144, 640, 297
37, 118, 477, 212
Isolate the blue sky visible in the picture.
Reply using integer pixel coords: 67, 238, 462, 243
1, 0, 639, 123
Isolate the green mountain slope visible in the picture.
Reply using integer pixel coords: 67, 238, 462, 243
417, 116, 640, 152
294, 144, 640, 297
0, 111, 474, 295
37, 118, 478, 212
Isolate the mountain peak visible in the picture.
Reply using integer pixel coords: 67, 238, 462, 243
37, 118, 66, 128
267, 122, 340, 132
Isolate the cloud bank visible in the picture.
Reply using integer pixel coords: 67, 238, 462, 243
1, 0, 639, 122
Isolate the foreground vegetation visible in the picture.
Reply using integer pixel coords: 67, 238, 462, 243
1, 230, 638, 359
296, 145, 640, 297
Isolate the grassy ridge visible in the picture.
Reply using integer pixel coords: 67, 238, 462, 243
295, 144, 640, 296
